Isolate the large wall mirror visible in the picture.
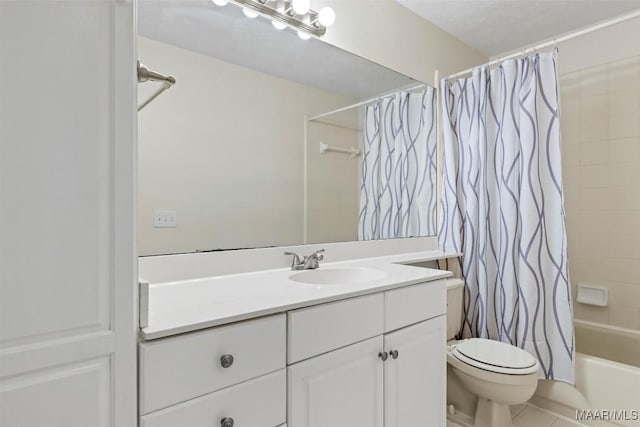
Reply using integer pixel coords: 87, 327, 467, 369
138, 0, 437, 256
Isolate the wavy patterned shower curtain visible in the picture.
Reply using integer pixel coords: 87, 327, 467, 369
439, 50, 575, 383
359, 88, 437, 240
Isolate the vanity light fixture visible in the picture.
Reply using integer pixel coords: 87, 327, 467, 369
242, 7, 259, 18
212, 0, 335, 38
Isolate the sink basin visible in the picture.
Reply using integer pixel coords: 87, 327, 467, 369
289, 267, 387, 285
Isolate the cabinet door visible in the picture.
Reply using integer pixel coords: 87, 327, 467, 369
288, 336, 384, 427
0, 1, 136, 426
384, 317, 446, 427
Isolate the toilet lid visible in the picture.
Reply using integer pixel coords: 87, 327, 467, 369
453, 338, 537, 370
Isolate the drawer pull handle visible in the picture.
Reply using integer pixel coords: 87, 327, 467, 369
378, 351, 388, 361
220, 354, 234, 368
390, 349, 399, 359
220, 417, 234, 427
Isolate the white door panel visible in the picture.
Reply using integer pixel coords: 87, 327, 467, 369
0, 0, 136, 425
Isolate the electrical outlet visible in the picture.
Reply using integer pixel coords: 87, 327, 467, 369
154, 210, 177, 228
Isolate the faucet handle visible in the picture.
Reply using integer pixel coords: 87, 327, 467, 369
311, 249, 325, 261
284, 252, 303, 269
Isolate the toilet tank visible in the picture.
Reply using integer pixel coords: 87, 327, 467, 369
446, 279, 465, 340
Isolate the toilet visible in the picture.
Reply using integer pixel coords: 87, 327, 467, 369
446, 279, 539, 427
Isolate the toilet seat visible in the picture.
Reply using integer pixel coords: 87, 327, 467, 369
450, 338, 539, 375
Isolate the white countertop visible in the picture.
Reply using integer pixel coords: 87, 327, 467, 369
140, 250, 459, 340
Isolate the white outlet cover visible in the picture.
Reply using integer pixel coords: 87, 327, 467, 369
154, 210, 177, 228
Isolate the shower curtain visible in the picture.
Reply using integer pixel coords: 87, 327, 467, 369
359, 87, 437, 240
439, 50, 575, 383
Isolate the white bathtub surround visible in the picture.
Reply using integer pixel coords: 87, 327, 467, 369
140, 251, 454, 339
560, 55, 640, 332
530, 320, 640, 427
440, 50, 574, 383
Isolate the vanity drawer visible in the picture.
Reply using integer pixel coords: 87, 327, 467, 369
384, 280, 446, 332
140, 369, 286, 427
139, 314, 286, 414
288, 293, 384, 364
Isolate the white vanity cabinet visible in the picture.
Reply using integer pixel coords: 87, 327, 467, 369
138, 278, 447, 427
288, 336, 385, 427
139, 315, 287, 426
287, 280, 446, 427
384, 317, 446, 427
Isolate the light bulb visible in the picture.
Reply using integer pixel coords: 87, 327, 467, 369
272, 20, 287, 30
297, 31, 311, 40
291, 0, 310, 15
211, 0, 228, 6
318, 7, 335, 27
242, 8, 259, 18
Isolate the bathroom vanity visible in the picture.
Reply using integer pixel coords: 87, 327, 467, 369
138, 254, 452, 427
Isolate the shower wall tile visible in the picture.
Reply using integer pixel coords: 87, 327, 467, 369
608, 57, 640, 92
609, 137, 640, 163
610, 187, 640, 211
563, 191, 580, 213
580, 141, 608, 164
561, 143, 580, 166
562, 101, 580, 123
608, 212, 640, 235
580, 118, 608, 143
608, 282, 640, 306
609, 305, 640, 330
609, 112, 640, 139
574, 303, 609, 324
580, 66, 609, 97
562, 165, 580, 189
581, 94, 608, 121
609, 162, 640, 186
579, 232, 609, 258
580, 188, 609, 211
608, 89, 640, 115
560, 118, 580, 144
580, 164, 608, 188
561, 55, 640, 331
608, 234, 640, 259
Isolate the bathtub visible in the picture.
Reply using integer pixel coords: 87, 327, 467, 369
531, 320, 640, 427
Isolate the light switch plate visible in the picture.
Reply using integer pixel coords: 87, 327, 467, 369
154, 210, 177, 228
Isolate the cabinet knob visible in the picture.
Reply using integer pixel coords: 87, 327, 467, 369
220, 354, 234, 368
390, 349, 399, 359
378, 351, 388, 361
220, 417, 234, 427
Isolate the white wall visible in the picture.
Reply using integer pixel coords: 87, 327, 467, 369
306, 111, 361, 244
317, 0, 487, 82
138, 37, 358, 255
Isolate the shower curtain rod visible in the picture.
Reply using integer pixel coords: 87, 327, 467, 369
308, 82, 427, 122
445, 8, 640, 81
137, 61, 176, 112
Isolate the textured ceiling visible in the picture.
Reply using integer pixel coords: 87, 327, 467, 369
138, 0, 416, 101
396, 0, 640, 56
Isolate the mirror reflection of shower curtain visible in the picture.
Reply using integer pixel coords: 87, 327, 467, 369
358, 88, 437, 240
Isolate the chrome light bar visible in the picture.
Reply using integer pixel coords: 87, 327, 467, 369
220, 0, 335, 38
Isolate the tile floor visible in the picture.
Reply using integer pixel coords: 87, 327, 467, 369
447, 403, 589, 427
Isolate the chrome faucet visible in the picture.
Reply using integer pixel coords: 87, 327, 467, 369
284, 249, 325, 270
